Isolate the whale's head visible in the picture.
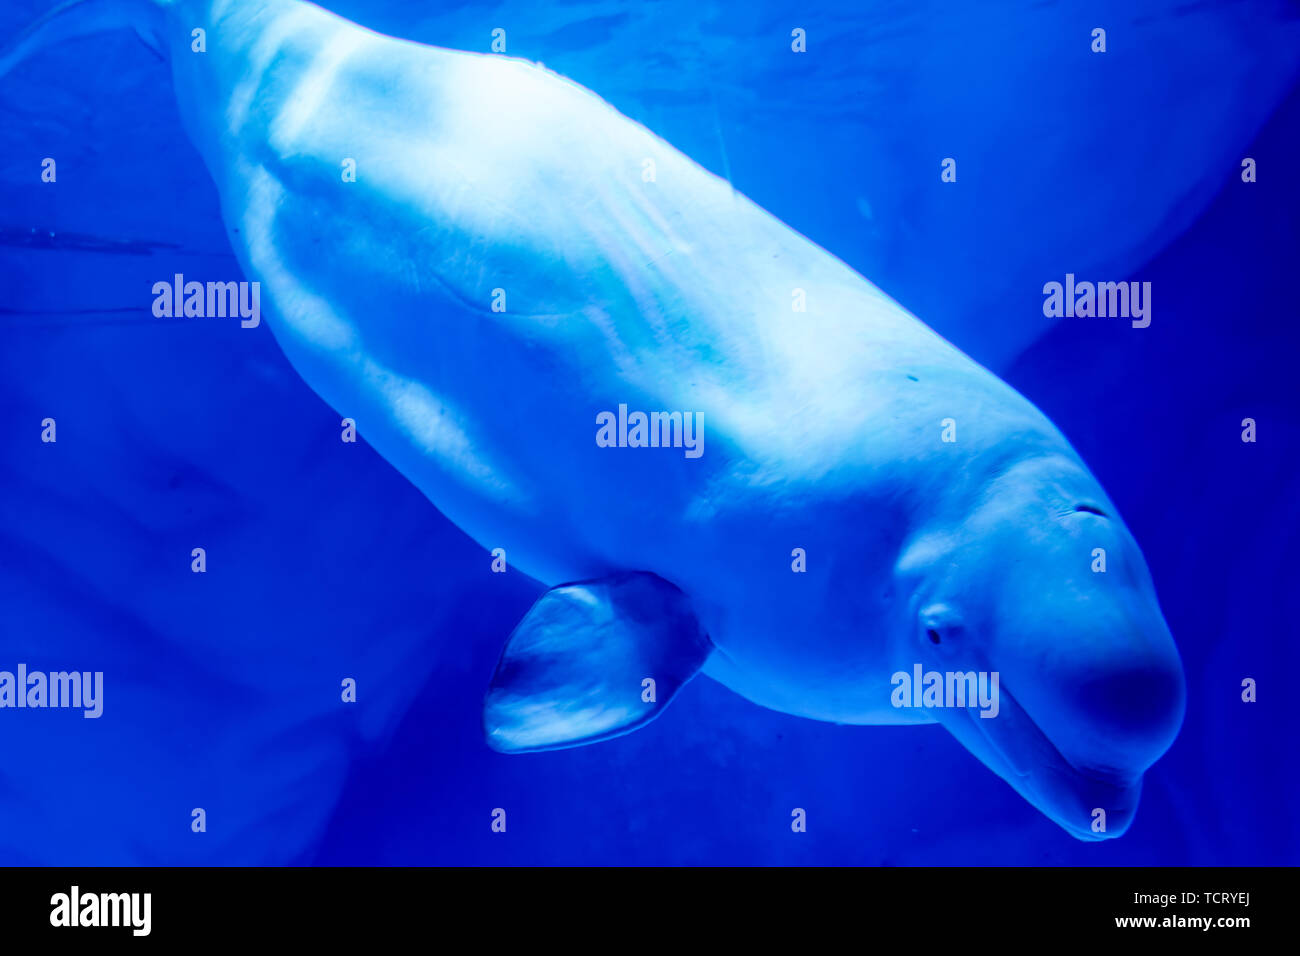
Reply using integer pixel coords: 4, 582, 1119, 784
895, 454, 1185, 840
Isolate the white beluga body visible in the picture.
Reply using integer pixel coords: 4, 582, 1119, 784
3, 0, 1186, 840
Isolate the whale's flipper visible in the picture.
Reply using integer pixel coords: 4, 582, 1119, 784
483, 573, 712, 753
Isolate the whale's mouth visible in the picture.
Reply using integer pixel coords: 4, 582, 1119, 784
943, 682, 1141, 839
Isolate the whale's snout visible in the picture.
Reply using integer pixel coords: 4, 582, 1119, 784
935, 661, 1169, 841
1018, 644, 1182, 840
974, 585, 1186, 838
1011, 607, 1183, 777
905, 464, 1187, 839
1038, 761, 1144, 841
1066, 653, 1186, 771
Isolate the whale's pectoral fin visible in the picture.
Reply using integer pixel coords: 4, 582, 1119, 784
483, 572, 712, 753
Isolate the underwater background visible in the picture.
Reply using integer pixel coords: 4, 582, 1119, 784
0, 0, 1297, 864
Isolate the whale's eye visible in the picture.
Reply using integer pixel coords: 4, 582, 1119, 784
920, 604, 961, 648
1074, 504, 1107, 517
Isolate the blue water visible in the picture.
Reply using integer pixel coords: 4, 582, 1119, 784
0, 0, 1297, 864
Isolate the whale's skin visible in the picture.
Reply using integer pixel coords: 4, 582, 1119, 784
6, 0, 1186, 840
333, 0, 1300, 374
169, 0, 1046, 711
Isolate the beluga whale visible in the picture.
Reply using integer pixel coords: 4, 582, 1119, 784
3, 0, 1186, 840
